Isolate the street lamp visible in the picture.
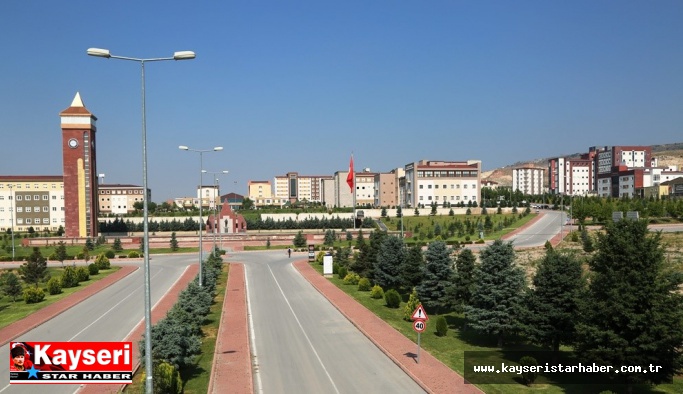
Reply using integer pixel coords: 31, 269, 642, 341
8, 184, 15, 261
88, 47, 195, 394
202, 170, 229, 256
179, 146, 223, 286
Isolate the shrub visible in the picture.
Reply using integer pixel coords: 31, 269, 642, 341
332, 262, 339, 275
343, 273, 360, 285
403, 290, 421, 321
370, 285, 384, 299
75, 252, 85, 260
338, 266, 348, 280
357, 277, 371, 291
128, 251, 140, 258
154, 361, 183, 394
76, 266, 90, 282
435, 315, 448, 337
519, 356, 538, 385
104, 250, 116, 259
23, 286, 45, 304
61, 266, 79, 288
384, 289, 401, 308
46, 277, 62, 295
95, 254, 111, 270
88, 263, 100, 275
118, 255, 128, 259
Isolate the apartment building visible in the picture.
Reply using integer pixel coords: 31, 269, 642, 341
247, 180, 286, 207
512, 166, 545, 195
273, 172, 333, 204
403, 160, 481, 208
0, 176, 65, 233
98, 184, 149, 215
374, 168, 403, 208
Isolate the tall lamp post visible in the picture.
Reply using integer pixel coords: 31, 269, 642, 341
202, 170, 229, 256
179, 146, 223, 286
8, 184, 15, 260
87, 47, 195, 394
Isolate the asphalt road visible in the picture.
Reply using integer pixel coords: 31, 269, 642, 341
239, 250, 425, 394
0, 254, 194, 394
505, 210, 567, 248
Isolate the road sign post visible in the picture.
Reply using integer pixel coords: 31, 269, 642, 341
411, 304, 429, 364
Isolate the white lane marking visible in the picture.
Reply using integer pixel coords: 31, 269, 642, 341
245, 266, 263, 394
267, 265, 341, 394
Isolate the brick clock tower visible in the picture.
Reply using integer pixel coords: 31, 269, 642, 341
60, 92, 98, 238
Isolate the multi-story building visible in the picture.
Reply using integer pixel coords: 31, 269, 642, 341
593, 146, 653, 198
374, 168, 403, 208
248, 180, 286, 207
512, 166, 545, 195
403, 160, 482, 208
0, 176, 65, 233
273, 172, 332, 204
98, 184, 149, 215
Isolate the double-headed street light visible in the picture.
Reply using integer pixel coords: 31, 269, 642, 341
202, 170, 229, 256
179, 146, 223, 287
87, 47, 195, 394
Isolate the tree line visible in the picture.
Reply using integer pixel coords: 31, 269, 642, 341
329, 221, 683, 390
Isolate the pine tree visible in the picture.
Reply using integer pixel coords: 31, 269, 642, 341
1, 271, 23, 301
416, 241, 454, 314
170, 232, 179, 251
55, 241, 68, 267
466, 240, 525, 347
522, 250, 584, 352
112, 237, 123, 252
19, 247, 49, 287
452, 248, 476, 308
575, 220, 683, 388
293, 231, 307, 248
400, 245, 424, 291
374, 236, 405, 290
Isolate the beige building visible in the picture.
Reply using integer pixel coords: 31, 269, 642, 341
374, 169, 402, 207
248, 180, 286, 207
99, 184, 149, 215
0, 176, 65, 232
404, 160, 482, 208
274, 172, 332, 204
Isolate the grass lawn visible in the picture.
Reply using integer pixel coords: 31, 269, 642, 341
310, 262, 683, 394
0, 266, 121, 329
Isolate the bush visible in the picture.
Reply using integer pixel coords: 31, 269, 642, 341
61, 266, 79, 288
357, 277, 372, 291
370, 285, 384, 299
128, 251, 140, 258
154, 361, 183, 394
338, 266, 348, 280
519, 356, 538, 385
343, 273, 360, 285
46, 277, 62, 295
384, 289, 401, 308
76, 266, 90, 282
95, 254, 111, 270
435, 315, 448, 337
104, 250, 116, 259
88, 263, 100, 275
23, 286, 45, 304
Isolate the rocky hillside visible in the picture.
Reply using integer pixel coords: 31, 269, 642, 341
483, 142, 683, 187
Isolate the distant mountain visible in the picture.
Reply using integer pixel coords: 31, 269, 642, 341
482, 142, 683, 187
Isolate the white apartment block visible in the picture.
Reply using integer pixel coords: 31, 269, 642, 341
512, 166, 545, 195
403, 160, 481, 208
0, 176, 66, 232
99, 184, 148, 215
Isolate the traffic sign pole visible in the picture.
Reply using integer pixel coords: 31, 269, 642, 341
417, 332, 421, 364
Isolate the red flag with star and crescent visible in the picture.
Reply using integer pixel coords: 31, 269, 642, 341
346, 155, 354, 192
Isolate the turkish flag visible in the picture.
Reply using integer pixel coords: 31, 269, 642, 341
346, 155, 354, 192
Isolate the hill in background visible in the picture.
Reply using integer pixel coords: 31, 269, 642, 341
482, 142, 683, 187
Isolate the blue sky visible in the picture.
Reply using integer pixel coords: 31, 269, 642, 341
1, 1, 682, 201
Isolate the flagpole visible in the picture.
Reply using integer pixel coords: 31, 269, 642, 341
352, 154, 356, 229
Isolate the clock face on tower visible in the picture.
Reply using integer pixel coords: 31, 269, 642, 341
68, 138, 79, 149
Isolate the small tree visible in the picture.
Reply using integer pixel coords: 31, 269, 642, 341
416, 241, 454, 314
293, 231, 307, 248
54, 241, 68, 267
1, 272, 23, 301
112, 238, 123, 252
19, 247, 49, 287
374, 236, 405, 291
170, 232, 179, 251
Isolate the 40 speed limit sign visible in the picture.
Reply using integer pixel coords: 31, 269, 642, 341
413, 319, 426, 333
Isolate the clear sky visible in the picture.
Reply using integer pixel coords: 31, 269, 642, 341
1, 1, 682, 202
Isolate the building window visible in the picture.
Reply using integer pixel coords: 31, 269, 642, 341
17, 207, 23, 213
43, 207, 48, 212
17, 195, 22, 201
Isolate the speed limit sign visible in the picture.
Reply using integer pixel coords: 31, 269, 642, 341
413, 319, 426, 333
